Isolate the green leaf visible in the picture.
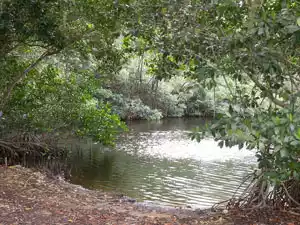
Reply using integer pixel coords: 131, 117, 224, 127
293, 171, 300, 180
264, 171, 278, 178
288, 113, 293, 122
87, 23, 94, 29
161, 7, 167, 15
280, 148, 289, 158
258, 27, 264, 35
218, 141, 224, 148
296, 128, 300, 139
286, 25, 300, 34
290, 140, 299, 146
238, 143, 244, 150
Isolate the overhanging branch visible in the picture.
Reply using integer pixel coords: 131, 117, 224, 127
0, 49, 60, 110
194, 53, 287, 108
246, 73, 286, 108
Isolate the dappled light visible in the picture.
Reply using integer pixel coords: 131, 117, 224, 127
1, 0, 300, 224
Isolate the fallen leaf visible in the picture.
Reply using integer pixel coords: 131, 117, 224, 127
269, 217, 280, 222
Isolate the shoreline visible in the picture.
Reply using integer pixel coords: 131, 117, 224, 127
0, 166, 230, 225
1, 166, 299, 225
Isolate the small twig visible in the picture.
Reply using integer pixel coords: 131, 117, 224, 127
212, 199, 231, 209
24, 175, 34, 188
241, 204, 270, 211
281, 209, 300, 216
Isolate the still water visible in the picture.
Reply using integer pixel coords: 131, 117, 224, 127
66, 118, 256, 209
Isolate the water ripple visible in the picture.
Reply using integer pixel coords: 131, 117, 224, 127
69, 118, 257, 209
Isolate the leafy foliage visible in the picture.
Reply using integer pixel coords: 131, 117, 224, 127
1, 0, 300, 208
95, 56, 216, 120
95, 0, 300, 207
0, 0, 130, 144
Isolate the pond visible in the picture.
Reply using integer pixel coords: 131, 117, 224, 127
65, 118, 256, 209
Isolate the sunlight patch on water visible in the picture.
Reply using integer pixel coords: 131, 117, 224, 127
120, 131, 255, 163
69, 118, 257, 209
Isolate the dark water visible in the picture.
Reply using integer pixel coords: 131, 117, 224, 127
65, 118, 256, 209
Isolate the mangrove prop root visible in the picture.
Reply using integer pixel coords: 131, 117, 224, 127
0, 133, 65, 165
212, 175, 300, 212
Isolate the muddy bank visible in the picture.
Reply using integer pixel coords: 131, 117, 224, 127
0, 166, 299, 225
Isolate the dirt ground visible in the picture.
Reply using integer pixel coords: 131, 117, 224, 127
0, 166, 299, 225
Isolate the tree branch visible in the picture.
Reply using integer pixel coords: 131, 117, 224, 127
0, 49, 60, 110
246, 72, 286, 108
235, 58, 287, 108
194, 52, 287, 108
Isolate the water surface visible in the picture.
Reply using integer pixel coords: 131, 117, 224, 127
67, 118, 256, 209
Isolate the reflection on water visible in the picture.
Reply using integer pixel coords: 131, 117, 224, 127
66, 118, 256, 209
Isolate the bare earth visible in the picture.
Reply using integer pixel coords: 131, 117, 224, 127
0, 166, 299, 225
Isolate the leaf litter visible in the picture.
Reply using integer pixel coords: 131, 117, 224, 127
0, 166, 299, 225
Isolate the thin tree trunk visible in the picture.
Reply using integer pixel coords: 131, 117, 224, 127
0, 50, 58, 111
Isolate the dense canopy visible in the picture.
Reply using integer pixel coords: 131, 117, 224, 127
1, 0, 300, 210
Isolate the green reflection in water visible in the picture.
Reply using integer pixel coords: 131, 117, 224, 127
65, 118, 256, 209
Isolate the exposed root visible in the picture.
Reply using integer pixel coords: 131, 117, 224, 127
0, 133, 66, 166
213, 172, 300, 214
281, 182, 300, 207
281, 209, 300, 217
